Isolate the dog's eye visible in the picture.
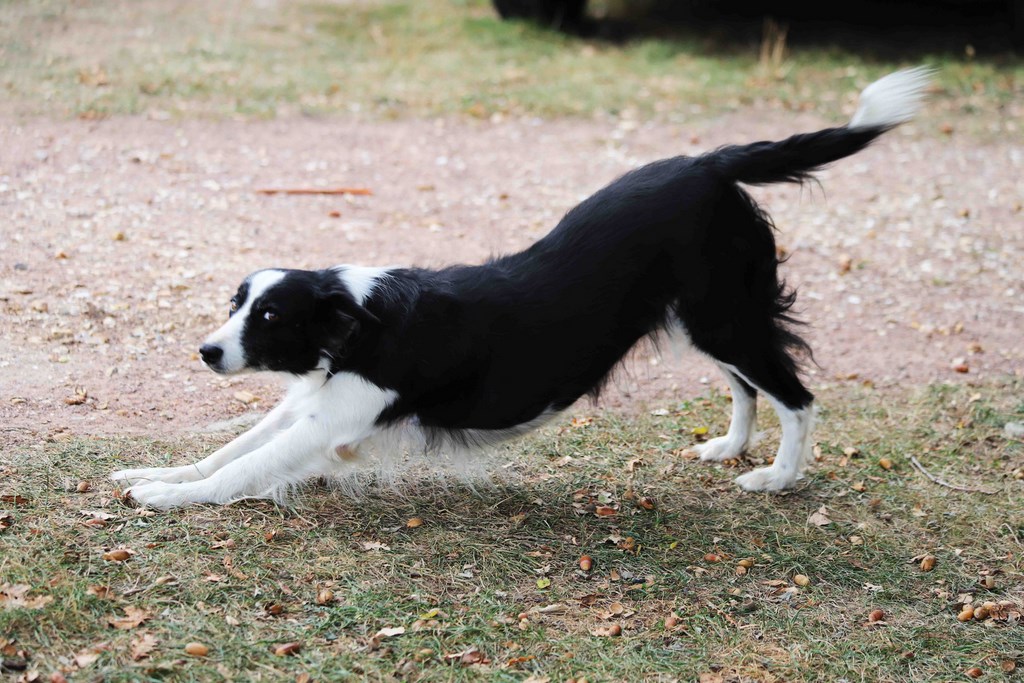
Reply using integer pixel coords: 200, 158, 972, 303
229, 299, 239, 313
263, 310, 278, 322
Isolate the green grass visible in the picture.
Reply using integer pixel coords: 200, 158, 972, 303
1, 0, 1021, 125
2, 382, 1022, 681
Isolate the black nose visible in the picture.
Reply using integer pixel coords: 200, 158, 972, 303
199, 344, 223, 366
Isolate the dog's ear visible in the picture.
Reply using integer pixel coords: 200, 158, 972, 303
313, 285, 380, 354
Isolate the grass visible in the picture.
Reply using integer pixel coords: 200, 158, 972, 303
1, 1, 1022, 680
2, 381, 1022, 681
0, 0, 1021, 127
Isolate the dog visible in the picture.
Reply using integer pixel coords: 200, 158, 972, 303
112, 67, 931, 509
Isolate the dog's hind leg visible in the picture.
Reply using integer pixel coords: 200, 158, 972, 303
720, 356, 814, 492
694, 365, 757, 462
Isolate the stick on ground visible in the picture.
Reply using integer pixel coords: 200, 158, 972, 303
909, 455, 997, 495
255, 187, 373, 196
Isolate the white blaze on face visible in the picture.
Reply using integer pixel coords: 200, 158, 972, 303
204, 269, 285, 373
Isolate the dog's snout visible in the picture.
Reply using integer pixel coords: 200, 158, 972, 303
200, 344, 224, 366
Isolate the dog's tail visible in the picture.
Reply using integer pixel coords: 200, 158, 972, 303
709, 67, 932, 186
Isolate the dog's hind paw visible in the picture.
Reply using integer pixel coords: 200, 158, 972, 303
735, 466, 799, 492
694, 435, 746, 462
110, 464, 204, 486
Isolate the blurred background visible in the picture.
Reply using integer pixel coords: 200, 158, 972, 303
2, 0, 1021, 123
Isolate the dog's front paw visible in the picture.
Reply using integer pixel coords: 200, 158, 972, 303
735, 466, 799, 492
126, 481, 199, 510
110, 465, 203, 486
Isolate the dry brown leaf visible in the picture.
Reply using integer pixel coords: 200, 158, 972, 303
592, 623, 622, 637
371, 626, 405, 647
86, 585, 116, 600
360, 541, 391, 552
130, 632, 158, 661
102, 549, 132, 562
0, 584, 53, 610
73, 650, 101, 669
444, 647, 489, 666
271, 642, 303, 657
807, 506, 832, 526
699, 673, 725, 683
107, 606, 151, 630
233, 390, 258, 405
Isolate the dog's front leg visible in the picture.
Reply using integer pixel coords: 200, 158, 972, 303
126, 374, 395, 509
110, 389, 302, 486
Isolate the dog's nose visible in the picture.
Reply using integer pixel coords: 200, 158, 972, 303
199, 344, 223, 366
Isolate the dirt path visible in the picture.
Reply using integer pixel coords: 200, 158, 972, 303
1, 113, 1021, 443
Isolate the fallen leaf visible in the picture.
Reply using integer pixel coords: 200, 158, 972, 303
360, 541, 391, 552
107, 606, 151, 630
371, 626, 405, 647
807, 506, 832, 526
406, 517, 424, 528
86, 585, 116, 600
536, 577, 551, 590
591, 623, 622, 637
0, 584, 53, 610
233, 391, 258, 405
271, 642, 303, 657
529, 603, 567, 615
80, 510, 115, 521
444, 647, 489, 666
73, 650, 101, 669
184, 642, 209, 657
130, 632, 158, 661
102, 549, 132, 562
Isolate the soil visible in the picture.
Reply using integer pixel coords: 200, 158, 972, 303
1, 112, 1021, 444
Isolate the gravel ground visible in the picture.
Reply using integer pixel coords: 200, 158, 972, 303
1, 112, 1021, 443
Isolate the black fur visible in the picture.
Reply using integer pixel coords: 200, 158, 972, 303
217, 122, 894, 436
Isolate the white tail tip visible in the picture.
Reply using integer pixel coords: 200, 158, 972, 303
849, 66, 934, 130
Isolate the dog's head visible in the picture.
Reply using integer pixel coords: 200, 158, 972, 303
199, 268, 378, 375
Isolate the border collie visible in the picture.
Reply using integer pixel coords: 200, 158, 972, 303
112, 68, 931, 509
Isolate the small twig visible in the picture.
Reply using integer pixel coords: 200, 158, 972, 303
909, 455, 997, 495
255, 187, 373, 196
